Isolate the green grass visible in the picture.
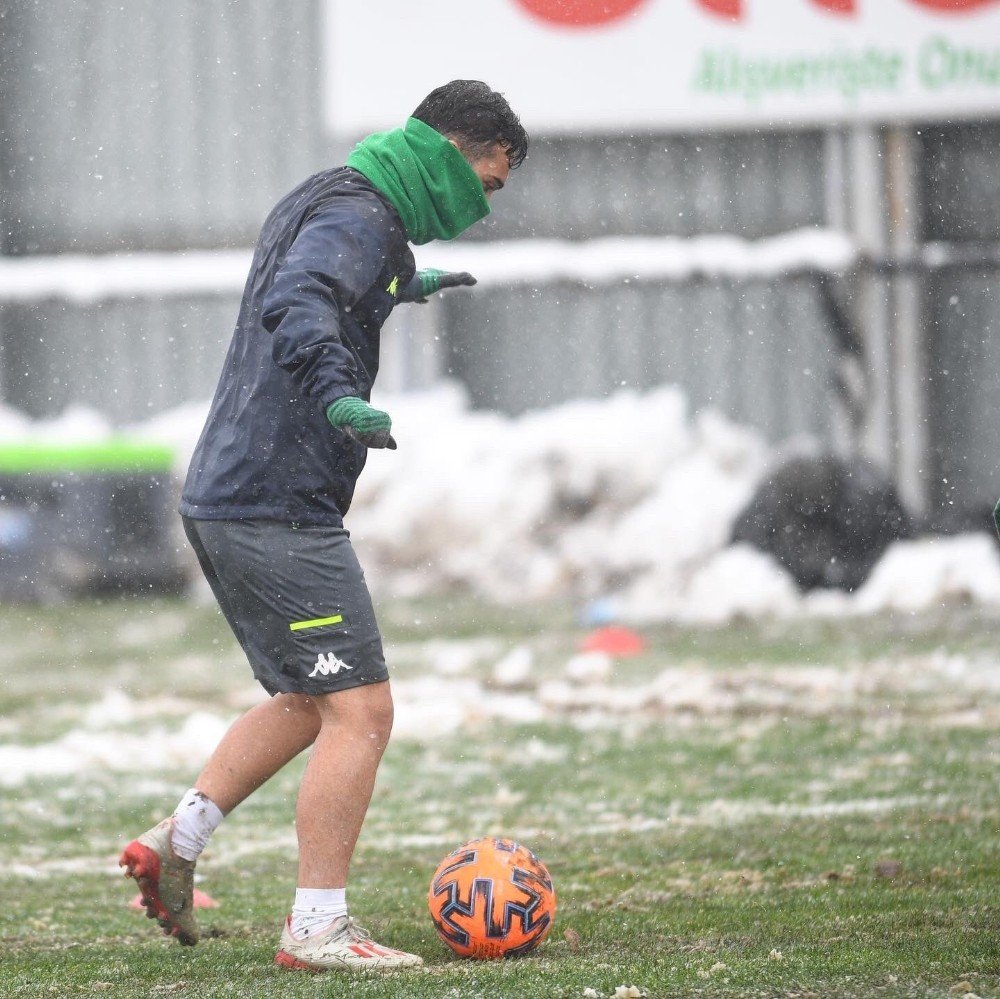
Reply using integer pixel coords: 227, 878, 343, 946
0, 597, 997, 998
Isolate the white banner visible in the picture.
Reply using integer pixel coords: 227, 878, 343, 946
323, 0, 1000, 133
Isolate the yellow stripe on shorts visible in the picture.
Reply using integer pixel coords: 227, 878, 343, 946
289, 614, 344, 632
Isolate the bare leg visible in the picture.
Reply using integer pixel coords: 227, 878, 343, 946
295, 681, 394, 888
194, 692, 322, 814
119, 694, 320, 945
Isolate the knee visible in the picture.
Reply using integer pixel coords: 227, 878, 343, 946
316, 684, 394, 747
362, 691, 394, 747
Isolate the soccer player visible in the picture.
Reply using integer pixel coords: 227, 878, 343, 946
120, 80, 528, 972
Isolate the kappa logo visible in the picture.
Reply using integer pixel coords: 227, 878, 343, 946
309, 652, 354, 677
386, 276, 400, 297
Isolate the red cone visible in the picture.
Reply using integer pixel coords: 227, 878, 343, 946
580, 625, 647, 658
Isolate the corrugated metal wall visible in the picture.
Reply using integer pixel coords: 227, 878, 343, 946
1, 0, 324, 253
927, 268, 999, 513
921, 122, 1000, 513
1, 297, 235, 421
444, 274, 838, 445
468, 131, 827, 241
0, 0, 326, 418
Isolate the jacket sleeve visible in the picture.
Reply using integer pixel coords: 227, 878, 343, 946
261, 200, 390, 407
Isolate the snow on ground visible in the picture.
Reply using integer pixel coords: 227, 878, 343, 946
2, 643, 997, 787
0, 705, 228, 787
3, 383, 1000, 623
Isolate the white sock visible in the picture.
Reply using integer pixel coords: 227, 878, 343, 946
170, 788, 224, 862
289, 887, 348, 939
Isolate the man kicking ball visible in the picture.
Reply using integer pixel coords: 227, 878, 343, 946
120, 80, 528, 972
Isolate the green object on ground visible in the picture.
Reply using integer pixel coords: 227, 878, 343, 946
0, 439, 174, 474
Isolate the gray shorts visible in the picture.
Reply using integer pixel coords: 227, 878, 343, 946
182, 517, 389, 697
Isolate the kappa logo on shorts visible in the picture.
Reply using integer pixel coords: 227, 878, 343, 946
309, 652, 354, 678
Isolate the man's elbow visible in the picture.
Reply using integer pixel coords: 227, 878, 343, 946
261, 303, 288, 336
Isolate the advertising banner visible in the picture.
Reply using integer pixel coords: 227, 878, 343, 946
323, 0, 1000, 133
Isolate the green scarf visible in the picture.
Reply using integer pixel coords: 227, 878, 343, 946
346, 117, 490, 245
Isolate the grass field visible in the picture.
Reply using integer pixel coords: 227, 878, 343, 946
0, 596, 997, 998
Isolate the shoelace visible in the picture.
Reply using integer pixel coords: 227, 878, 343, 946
346, 918, 375, 943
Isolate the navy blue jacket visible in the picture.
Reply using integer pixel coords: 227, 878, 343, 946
180, 167, 415, 525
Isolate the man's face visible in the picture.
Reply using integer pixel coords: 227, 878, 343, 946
451, 141, 511, 200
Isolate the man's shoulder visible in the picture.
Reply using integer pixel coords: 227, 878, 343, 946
280, 167, 399, 230
257, 167, 399, 249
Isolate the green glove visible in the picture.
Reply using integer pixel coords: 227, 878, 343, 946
397, 267, 477, 303
326, 396, 396, 450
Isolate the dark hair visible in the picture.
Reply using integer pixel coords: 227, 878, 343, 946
412, 80, 528, 170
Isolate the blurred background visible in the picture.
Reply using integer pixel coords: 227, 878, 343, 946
1, 0, 999, 609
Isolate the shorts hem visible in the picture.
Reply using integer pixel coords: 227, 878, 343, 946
179, 506, 345, 528
265, 670, 390, 698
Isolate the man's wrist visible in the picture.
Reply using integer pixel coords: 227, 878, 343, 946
419, 268, 446, 298
326, 396, 364, 426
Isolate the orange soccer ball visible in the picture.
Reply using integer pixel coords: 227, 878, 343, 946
428, 837, 556, 959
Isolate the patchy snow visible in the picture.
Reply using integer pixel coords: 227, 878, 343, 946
415, 637, 504, 677
391, 676, 546, 740
564, 652, 614, 685
3, 646, 994, 787
0, 711, 229, 787
491, 645, 535, 688
686, 794, 954, 825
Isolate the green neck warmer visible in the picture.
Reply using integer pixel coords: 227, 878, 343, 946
346, 117, 490, 245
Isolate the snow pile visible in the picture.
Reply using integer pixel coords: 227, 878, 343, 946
4, 385, 1000, 623
0, 404, 114, 444
351, 383, 770, 615
126, 401, 210, 475
851, 534, 1000, 614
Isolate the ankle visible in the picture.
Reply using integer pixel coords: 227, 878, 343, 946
289, 887, 348, 938
170, 788, 224, 862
